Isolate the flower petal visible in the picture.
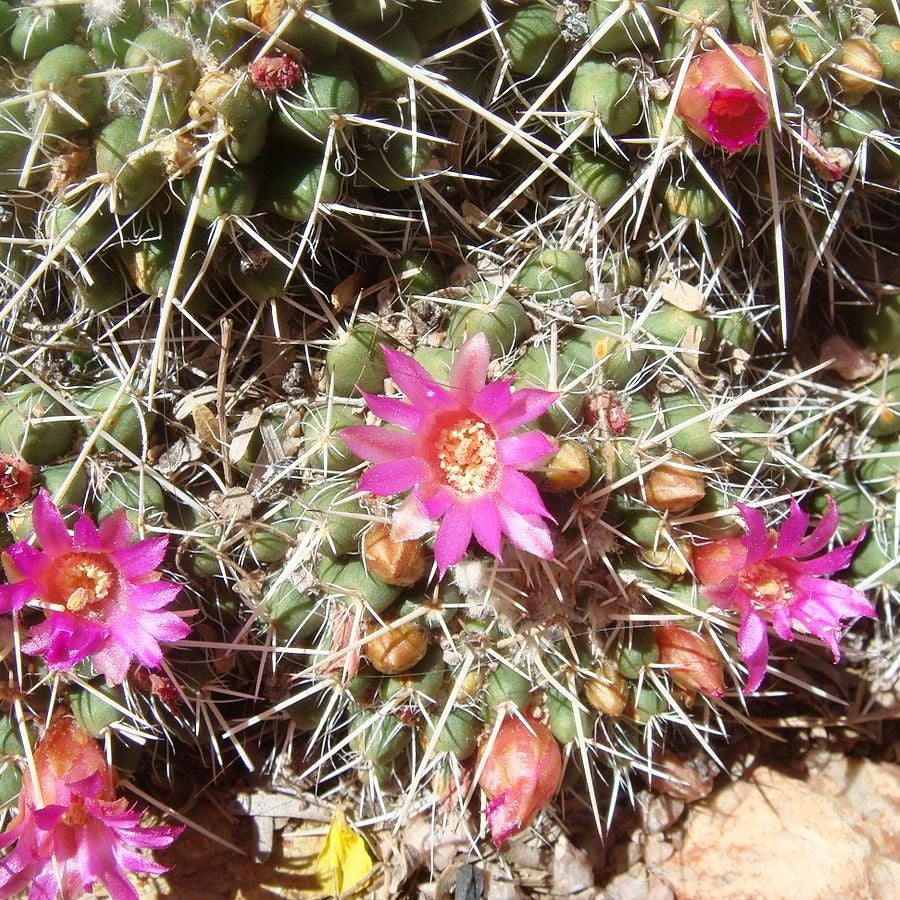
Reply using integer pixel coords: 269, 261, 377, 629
97, 509, 133, 551
497, 431, 556, 468
111, 535, 169, 579
434, 503, 473, 577
358, 457, 427, 496
773, 498, 809, 557
735, 503, 771, 565
495, 500, 554, 560
382, 346, 454, 408
470, 495, 503, 558
793, 495, 840, 559
498, 469, 552, 519
390, 494, 434, 542
449, 333, 490, 401
341, 425, 420, 463
4, 542, 48, 581
492, 388, 558, 434
788, 529, 865, 577
470, 380, 514, 423
22, 613, 106, 671
420, 486, 454, 519
0, 581, 38, 613
73, 513, 102, 551
737, 606, 769, 693
794, 575, 876, 622
32, 489, 72, 555
360, 391, 427, 432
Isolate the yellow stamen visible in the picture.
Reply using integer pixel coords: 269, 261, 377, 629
434, 417, 499, 495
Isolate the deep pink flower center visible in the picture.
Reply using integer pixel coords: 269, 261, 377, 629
704, 87, 768, 151
433, 416, 499, 496
738, 560, 793, 606
46, 552, 118, 614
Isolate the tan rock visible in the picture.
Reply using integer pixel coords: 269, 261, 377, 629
660, 761, 900, 900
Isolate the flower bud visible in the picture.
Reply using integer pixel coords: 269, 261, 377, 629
364, 621, 429, 675
675, 44, 771, 152
363, 522, 427, 587
643, 455, 706, 512
478, 715, 562, 846
655, 625, 725, 697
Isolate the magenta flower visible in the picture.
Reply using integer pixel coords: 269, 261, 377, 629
692, 498, 876, 692
341, 333, 558, 577
0, 716, 181, 900
0, 489, 190, 684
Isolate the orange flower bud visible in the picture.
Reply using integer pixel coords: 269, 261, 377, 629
655, 625, 725, 697
676, 45, 771, 152
643, 455, 706, 512
478, 715, 562, 846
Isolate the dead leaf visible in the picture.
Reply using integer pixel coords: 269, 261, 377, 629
155, 436, 203, 476
658, 276, 705, 312
314, 809, 375, 897
192, 404, 222, 448
332, 272, 365, 312
208, 487, 255, 520
229, 408, 264, 466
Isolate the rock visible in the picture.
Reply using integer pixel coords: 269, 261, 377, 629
551, 833, 595, 894
660, 761, 900, 900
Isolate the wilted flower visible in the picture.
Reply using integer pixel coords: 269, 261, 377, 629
478, 714, 562, 846
0, 455, 32, 513
692, 498, 875, 692
0, 489, 190, 684
676, 44, 771, 152
342, 333, 558, 577
248, 54, 302, 93
0, 716, 181, 899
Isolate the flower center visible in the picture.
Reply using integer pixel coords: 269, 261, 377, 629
61, 796, 90, 828
434, 417, 499, 495
739, 561, 793, 606
47, 552, 118, 614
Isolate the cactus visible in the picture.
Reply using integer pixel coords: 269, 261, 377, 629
0, 0, 895, 892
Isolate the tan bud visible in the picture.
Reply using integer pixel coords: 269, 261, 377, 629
643, 455, 706, 512
837, 38, 883, 99
541, 441, 592, 493
584, 662, 628, 717
363, 523, 426, 586
364, 621, 429, 675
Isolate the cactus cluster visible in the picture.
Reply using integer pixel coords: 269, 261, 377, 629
0, 0, 898, 892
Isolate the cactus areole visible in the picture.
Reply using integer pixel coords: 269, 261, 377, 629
342, 333, 559, 577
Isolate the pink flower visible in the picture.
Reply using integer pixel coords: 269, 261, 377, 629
341, 333, 558, 577
0, 716, 182, 900
676, 45, 771, 152
478, 714, 562, 846
0, 489, 190, 684
692, 498, 876, 692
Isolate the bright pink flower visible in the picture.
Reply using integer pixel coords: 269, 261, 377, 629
342, 333, 558, 577
0, 716, 181, 900
0, 489, 189, 684
478, 714, 562, 846
692, 498, 875, 692
676, 45, 771, 152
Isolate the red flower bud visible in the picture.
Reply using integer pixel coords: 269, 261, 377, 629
655, 625, 725, 697
478, 715, 562, 846
249, 55, 302, 93
676, 45, 771, 152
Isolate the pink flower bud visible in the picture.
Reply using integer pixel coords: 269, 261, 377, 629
676, 45, 771, 153
478, 715, 562, 846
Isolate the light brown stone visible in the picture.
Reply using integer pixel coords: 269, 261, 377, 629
660, 761, 900, 900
